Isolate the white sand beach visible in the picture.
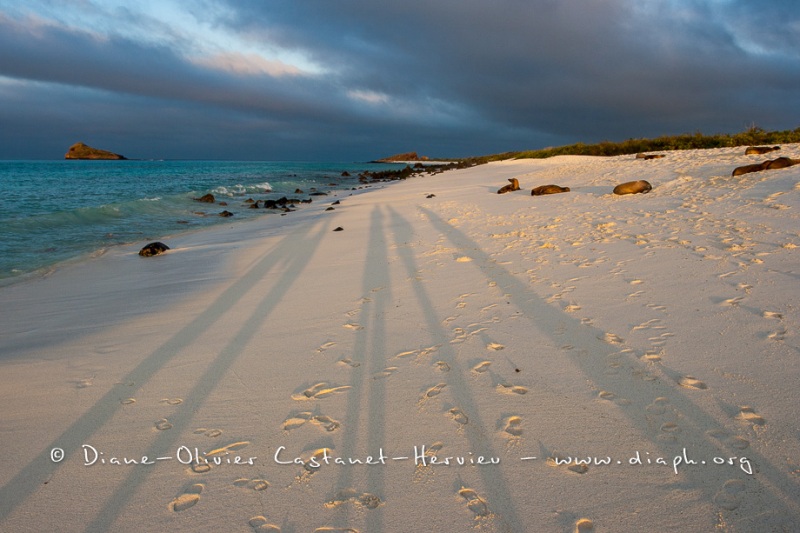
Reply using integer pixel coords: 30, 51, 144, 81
1, 147, 798, 532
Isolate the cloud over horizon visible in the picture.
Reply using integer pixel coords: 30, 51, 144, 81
0, 0, 798, 160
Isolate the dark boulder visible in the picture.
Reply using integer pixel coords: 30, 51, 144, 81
195, 193, 215, 203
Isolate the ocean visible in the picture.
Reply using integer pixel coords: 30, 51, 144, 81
0, 159, 406, 284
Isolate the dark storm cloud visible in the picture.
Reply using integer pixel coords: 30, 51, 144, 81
0, 1, 798, 160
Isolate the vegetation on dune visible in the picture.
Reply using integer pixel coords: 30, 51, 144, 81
449, 126, 800, 165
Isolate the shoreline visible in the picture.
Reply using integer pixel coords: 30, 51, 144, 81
1, 148, 799, 531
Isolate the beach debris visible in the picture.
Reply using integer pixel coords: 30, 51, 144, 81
325, 207, 335, 211
497, 178, 521, 194
531, 184, 570, 196
194, 193, 215, 203
732, 156, 800, 176
745, 145, 780, 155
138, 241, 170, 257
426, 193, 436, 198
613, 180, 652, 195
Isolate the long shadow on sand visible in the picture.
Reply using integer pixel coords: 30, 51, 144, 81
0, 219, 330, 528
326, 206, 391, 532
388, 206, 526, 532
416, 206, 799, 528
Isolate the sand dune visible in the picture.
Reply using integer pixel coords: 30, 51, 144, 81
1, 146, 798, 532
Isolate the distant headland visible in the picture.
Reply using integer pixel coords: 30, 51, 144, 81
374, 151, 429, 163
65, 142, 127, 160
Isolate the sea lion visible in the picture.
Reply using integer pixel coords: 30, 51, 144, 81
636, 154, 665, 160
732, 157, 800, 176
531, 184, 570, 196
138, 242, 170, 257
745, 146, 780, 155
765, 156, 799, 170
497, 178, 521, 194
613, 180, 652, 195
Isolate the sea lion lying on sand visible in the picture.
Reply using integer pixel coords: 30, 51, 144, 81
613, 180, 652, 195
745, 146, 780, 155
732, 157, 800, 176
636, 153, 665, 160
531, 184, 570, 196
139, 242, 170, 257
497, 178, 521, 194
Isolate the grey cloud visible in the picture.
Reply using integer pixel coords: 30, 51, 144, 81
0, 1, 798, 160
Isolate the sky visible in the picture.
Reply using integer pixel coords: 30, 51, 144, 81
0, 0, 798, 161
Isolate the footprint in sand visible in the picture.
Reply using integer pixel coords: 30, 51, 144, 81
283, 412, 340, 432
292, 382, 352, 400
737, 406, 765, 426
190, 462, 212, 474
449, 407, 469, 426
423, 383, 447, 399
206, 441, 251, 458
503, 416, 523, 437
707, 429, 750, 450
768, 327, 787, 341
458, 487, 490, 518
497, 383, 528, 395
338, 358, 361, 368
314, 528, 359, 533
316, 341, 337, 353
249, 516, 281, 532
678, 375, 707, 390
597, 390, 616, 401
721, 297, 744, 307
646, 397, 670, 415
234, 478, 270, 491
601, 332, 624, 344
641, 350, 663, 362
373, 367, 398, 379
155, 418, 173, 430
659, 422, 681, 441
169, 483, 204, 512
120, 398, 136, 405
714, 479, 746, 510
762, 311, 783, 320
324, 488, 383, 510
435, 361, 451, 372
486, 342, 505, 351
575, 518, 594, 532
472, 361, 492, 374
343, 323, 364, 331
193, 428, 223, 438
159, 398, 183, 405
75, 376, 95, 389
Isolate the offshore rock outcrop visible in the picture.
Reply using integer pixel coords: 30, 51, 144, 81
65, 142, 127, 160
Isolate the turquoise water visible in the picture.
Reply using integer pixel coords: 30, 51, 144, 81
0, 160, 403, 283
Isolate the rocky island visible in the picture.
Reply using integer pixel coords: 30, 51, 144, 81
65, 142, 127, 160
